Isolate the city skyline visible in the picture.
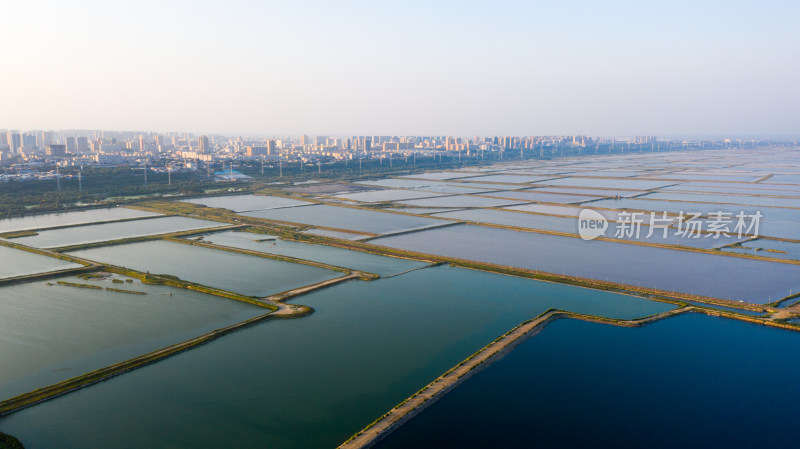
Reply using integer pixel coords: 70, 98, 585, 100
2, 1, 798, 136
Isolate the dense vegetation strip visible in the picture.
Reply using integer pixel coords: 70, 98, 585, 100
0, 432, 24, 449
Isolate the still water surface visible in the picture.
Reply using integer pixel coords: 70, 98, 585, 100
0, 265, 673, 448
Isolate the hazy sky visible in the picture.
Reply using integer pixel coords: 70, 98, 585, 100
1, 0, 798, 136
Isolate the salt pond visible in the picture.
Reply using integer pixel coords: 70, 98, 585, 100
0, 265, 673, 449
0, 245, 81, 279
195, 230, 428, 276
0, 274, 263, 399
183, 194, 312, 212
371, 224, 800, 303
68, 240, 341, 297
0, 208, 160, 233
9, 216, 224, 248
375, 313, 800, 449
241, 204, 449, 234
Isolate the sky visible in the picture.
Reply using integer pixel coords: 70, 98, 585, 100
1, 0, 798, 136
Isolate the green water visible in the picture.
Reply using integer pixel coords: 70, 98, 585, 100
67, 240, 341, 297
0, 246, 81, 279
0, 265, 673, 448
196, 230, 428, 276
0, 275, 264, 400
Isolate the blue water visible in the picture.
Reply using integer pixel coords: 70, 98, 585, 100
722, 238, 800, 261
242, 204, 449, 234
372, 224, 800, 303
643, 192, 800, 209
375, 313, 800, 449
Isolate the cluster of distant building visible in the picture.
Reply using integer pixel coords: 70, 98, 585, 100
0, 129, 792, 181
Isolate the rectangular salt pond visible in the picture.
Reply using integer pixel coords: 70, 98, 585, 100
0, 207, 161, 233
301, 228, 372, 240
660, 184, 800, 197
459, 174, 557, 184
414, 184, 497, 195
655, 173, 764, 182
673, 180, 800, 193
721, 238, 800, 261
7, 216, 225, 248
433, 209, 578, 232
334, 189, 448, 203
0, 265, 674, 449
356, 179, 493, 194
398, 195, 527, 208
384, 207, 466, 215
451, 182, 531, 191
0, 245, 81, 279
585, 197, 800, 223
582, 198, 800, 239
241, 204, 449, 234
401, 171, 481, 180
504, 203, 586, 217
371, 224, 800, 303
431, 209, 740, 249
0, 274, 264, 400
531, 186, 646, 197
67, 240, 341, 297
372, 314, 800, 449
642, 192, 800, 209
769, 174, 800, 184
194, 230, 429, 276
183, 194, 312, 212
481, 190, 599, 204
534, 177, 675, 190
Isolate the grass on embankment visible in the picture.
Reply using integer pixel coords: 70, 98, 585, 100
0, 230, 38, 239
56, 281, 103, 290
0, 432, 24, 449
102, 266, 276, 310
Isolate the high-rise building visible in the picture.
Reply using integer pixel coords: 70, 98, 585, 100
37, 131, 50, 148
246, 145, 269, 157
21, 134, 36, 149
198, 135, 210, 153
77, 137, 89, 153
6, 132, 20, 153
46, 144, 67, 157
65, 137, 77, 153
